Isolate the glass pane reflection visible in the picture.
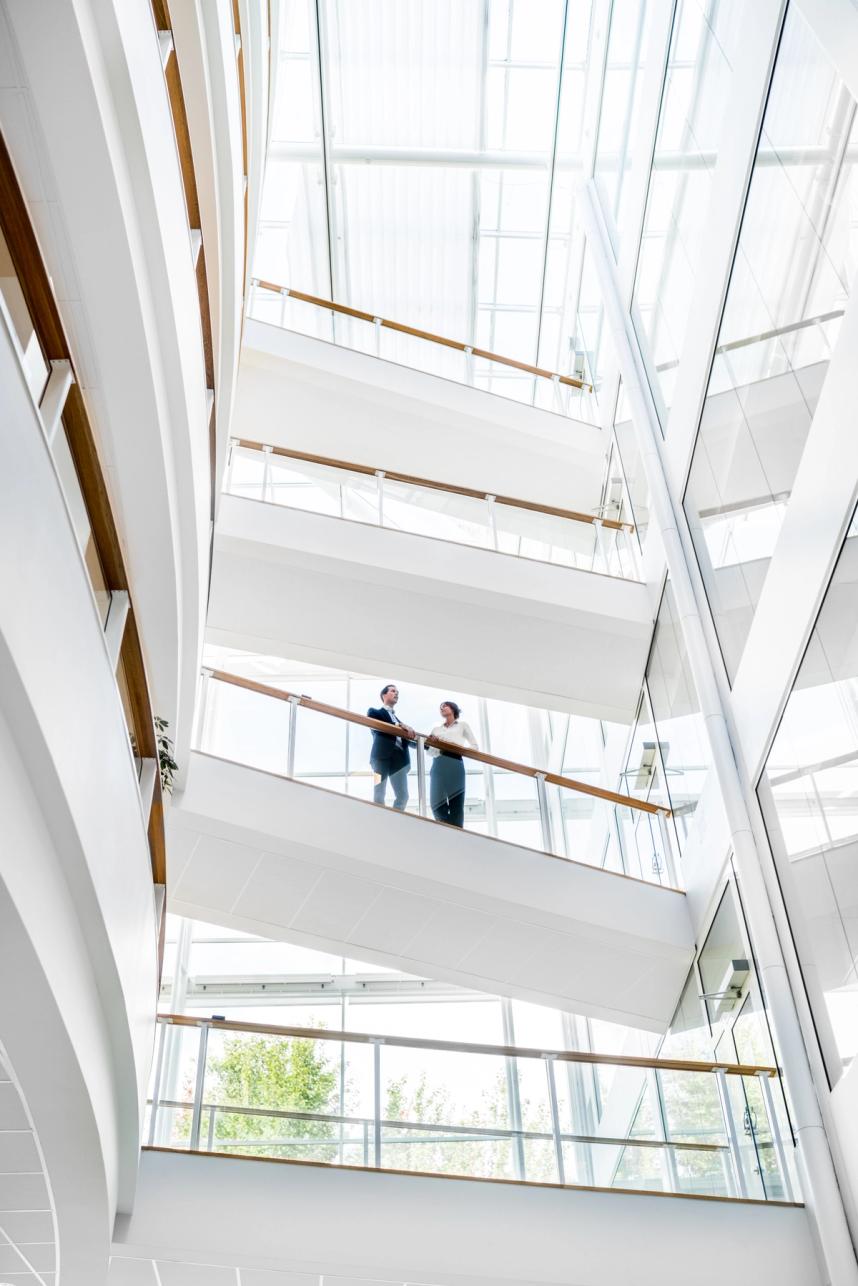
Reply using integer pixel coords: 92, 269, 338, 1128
633, 0, 743, 423
684, 9, 858, 680
761, 513, 858, 1079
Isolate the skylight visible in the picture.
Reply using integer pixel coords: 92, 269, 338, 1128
254, 0, 608, 403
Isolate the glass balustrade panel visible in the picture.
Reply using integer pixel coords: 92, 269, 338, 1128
200, 678, 291, 775
249, 285, 600, 428
228, 445, 640, 578
199, 682, 676, 883
380, 478, 493, 549
150, 1020, 790, 1200
227, 446, 266, 500
148, 1024, 207, 1150
493, 505, 598, 570
379, 1044, 518, 1180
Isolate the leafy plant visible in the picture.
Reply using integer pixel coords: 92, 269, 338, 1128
155, 716, 178, 793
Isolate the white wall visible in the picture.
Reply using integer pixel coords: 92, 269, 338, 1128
1, 0, 212, 773
0, 306, 158, 1270
113, 1148, 823, 1286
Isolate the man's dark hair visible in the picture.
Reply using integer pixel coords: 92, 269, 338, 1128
441, 700, 461, 720
380, 683, 397, 698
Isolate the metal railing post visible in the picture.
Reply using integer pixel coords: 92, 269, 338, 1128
147, 1020, 168, 1146
464, 344, 474, 385
375, 470, 385, 526
416, 735, 428, 817
225, 437, 238, 493
279, 285, 290, 327
261, 443, 273, 502
189, 1023, 209, 1151
372, 1038, 382, 1169
656, 809, 679, 887
286, 695, 300, 778
544, 1055, 565, 1185
648, 1068, 679, 1193
193, 668, 213, 751
248, 277, 259, 318
592, 517, 609, 573
373, 316, 383, 357
536, 772, 554, 854
757, 1071, 795, 1202
716, 1069, 748, 1198
485, 494, 499, 550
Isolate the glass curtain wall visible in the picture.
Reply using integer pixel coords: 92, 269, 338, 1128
684, 7, 858, 681
615, 580, 709, 868
155, 914, 641, 1185
645, 581, 711, 850
760, 510, 858, 1081
593, 0, 653, 256
632, 0, 743, 425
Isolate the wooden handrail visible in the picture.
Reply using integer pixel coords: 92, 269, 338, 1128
207, 668, 670, 816
252, 279, 594, 393
157, 1013, 778, 1077
234, 439, 635, 534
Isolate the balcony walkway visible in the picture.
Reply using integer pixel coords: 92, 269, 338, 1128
168, 751, 694, 1030
109, 1148, 822, 1286
210, 490, 652, 722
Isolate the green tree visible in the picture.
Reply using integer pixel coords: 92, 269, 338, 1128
206, 1034, 339, 1162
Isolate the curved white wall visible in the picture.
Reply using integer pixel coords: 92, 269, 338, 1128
0, 306, 158, 1253
1, 0, 212, 772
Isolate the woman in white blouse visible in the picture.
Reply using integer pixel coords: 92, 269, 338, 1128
428, 701, 478, 828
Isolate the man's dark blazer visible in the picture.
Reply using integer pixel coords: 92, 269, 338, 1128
367, 706, 411, 774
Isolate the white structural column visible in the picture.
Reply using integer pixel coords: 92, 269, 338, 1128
581, 184, 858, 1286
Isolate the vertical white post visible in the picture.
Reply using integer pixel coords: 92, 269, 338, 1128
536, 773, 554, 854
193, 668, 213, 751
375, 470, 385, 526
757, 1070, 795, 1202
147, 1020, 168, 1146
592, 517, 609, 573
501, 1001, 526, 1181
261, 443, 273, 502
657, 809, 680, 888
464, 344, 474, 385
372, 1039, 382, 1168
373, 316, 383, 357
40, 359, 73, 446
225, 437, 238, 494
648, 1068, 679, 1193
279, 285, 290, 327
189, 1024, 209, 1151
485, 494, 499, 550
248, 277, 259, 319
716, 1069, 748, 1198
416, 735, 428, 817
544, 1055, 566, 1184
286, 695, 300, 778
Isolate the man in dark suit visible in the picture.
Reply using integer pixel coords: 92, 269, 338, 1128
367, 683, 415, 811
